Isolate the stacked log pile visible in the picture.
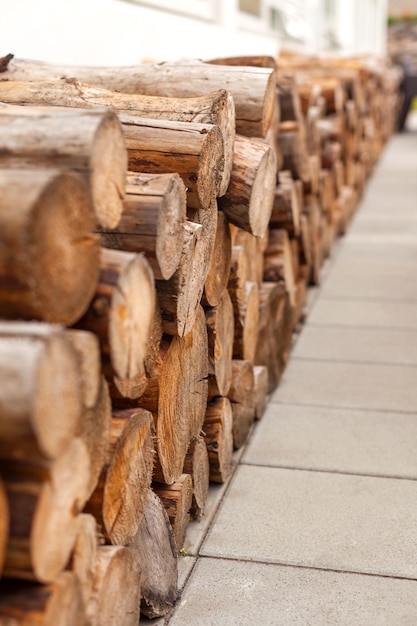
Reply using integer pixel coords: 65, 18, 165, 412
0, 51, 401, 623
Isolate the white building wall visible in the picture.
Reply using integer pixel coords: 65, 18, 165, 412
0, 0, 388, 67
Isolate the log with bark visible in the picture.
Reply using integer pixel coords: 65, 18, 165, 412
69, 513, 98, 607
228, 360, 256, 449
2, 437, 90, 583
202, 210, 232, 307
231, 226, 265, 288
1, 56, 276, 138
0, 168, 100, 325
278, 122, 311, 183
253, 365, 269, 419
85, 408, 154, 546
219, 135, 277, 238
100, 172, 187, 281
121, 114, 224, 211
139, 306, 208, 485
86, 545, 141, 626
182, 436, 209, 519
0, 571, 86, 626
0, 323, 82, 462
263, 229, 297, 308
203, 397, 234, 484
270, 176, 301, 237
129, 490, 178, 619
153, 473, 193, 550
74, 248, 155, 401
0, 81, 236, 196
232, 280, 260, 363
206, 289, 234, 399
0, 106, 126, 229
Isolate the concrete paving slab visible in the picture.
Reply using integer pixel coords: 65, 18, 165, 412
169, 558, 417, 626
307, 297, 417, 330
292, 325, 417, 365
201, 465, 417, 578
242, 403, 417, 478
320, 271, 417, 301
348, 216, 417, 237
271, 359, 417, 413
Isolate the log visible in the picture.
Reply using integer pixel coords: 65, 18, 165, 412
86, 546, 141, 626
0, 106, 126, 229
206, 289, 234, 399
100, 172, 187, 280
0, 323, 82, 461
278, 124, 311, 183
85, 408, 154, 545
122, 114, 224, 211
0, 168, 100, 325
3, 437, 90, 583
139, 306, 208, 485
0, 571, 85, 626
69, 514, 98, 606
263, 229, 297, 307
74, 248, 155, 400
270, 178, 301, 237
182, 436, 209, 519
155, 220, 204, 338
219, 135, 277, 237
202, 210, 232, 307
65, 329, 101, 410
203, 397, 234, 484
227, 245, 248, 314
0, 476, 8, 577
231, 226, 265, 288
153, 474, 193, 550
207, 55, 277, 70
129, 490, 178, 619
253, 365, 269, 419
303, 194, 322, 286
0, 81, 236, 196
1, 57, 276, 138
232, 280, 260, 363
228, 360, 255, 449
255, 281, 288, 392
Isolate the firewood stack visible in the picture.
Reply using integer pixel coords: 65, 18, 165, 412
0, 51, 401, 623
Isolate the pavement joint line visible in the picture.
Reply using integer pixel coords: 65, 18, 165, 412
239, 462, 417, 482
290, 355, 417, 368
269, 399, 417, 417
312, 295, 417, 303
194, 554, 417, 584
306, 322, 417, 331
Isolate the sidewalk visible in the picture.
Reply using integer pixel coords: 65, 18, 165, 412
165, 124, 417, 625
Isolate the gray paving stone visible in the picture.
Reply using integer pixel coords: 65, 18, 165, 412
272, 359, 417, 413
348, 216, 417, 237
169, 558, 417, 626
292, 325, 417, 365
320, 271, 417, 301
242, 403, 417, 478
308, 297, 417, 330
201, 466, 417, 578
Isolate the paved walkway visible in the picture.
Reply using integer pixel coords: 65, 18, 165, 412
164, 124, 417, 625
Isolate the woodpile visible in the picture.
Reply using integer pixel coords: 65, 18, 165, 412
0, 50, 401, 623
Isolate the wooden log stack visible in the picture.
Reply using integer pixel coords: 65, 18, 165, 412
0, 50, 401, 623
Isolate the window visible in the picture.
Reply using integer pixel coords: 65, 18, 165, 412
239, 0, 262, 17
238, 0, 308, 40
132, 0, 218, 21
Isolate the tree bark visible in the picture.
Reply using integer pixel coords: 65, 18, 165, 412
100, 172, 187, 280
74, 248, 156, 400
263, 229, 297, 307
0, 571, 86, 626
0, 168, 100, 325
121, 114, 224, 211
1, 57, 276, 138
182, 436, 209, 519
85, 408, 154, 546
0, 323, 82, 461
203, 397, 234, 484
230, 225, 265, 288
228, 360, 255, 449
219, 135, 277, 238
65, 329, 101, 410
207, 55, 277, 69
0, 80, 236, 197
202, 210, 232, 307
0, 106, 126, 229
270, 178, 301, 237
227, 245, 248, 314
153, 473, 193, 550
129, 490, 178, 619
206, 289, 234, 399
86, 545, 141, 626
2, 437, 90, 583
278, 124, 311, 183
139, 306, 208, 485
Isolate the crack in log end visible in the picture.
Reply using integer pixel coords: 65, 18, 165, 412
0, 54, 13, 73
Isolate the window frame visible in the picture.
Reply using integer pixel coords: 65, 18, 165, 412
130, 0, 218, 22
